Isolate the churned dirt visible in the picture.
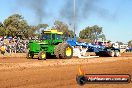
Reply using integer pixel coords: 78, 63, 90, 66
0, 53, 132, 88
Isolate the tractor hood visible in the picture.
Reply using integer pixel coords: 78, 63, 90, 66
29, 40, 49, 45
37, 40, 49, 45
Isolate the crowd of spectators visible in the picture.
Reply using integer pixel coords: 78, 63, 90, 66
0, 36, 28, 55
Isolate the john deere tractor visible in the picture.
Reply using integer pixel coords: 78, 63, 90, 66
27, 29, 73, 60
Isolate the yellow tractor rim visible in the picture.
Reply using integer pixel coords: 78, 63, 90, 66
41, 53, 46, 58
66, 47, 72, 56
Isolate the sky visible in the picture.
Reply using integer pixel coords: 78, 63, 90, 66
0, 0, 132, 43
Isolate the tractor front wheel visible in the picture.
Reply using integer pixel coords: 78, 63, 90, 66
38, 51, 46, 60
26, 52, 34, 59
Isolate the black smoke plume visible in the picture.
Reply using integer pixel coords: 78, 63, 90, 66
17, 0, 47, 24
60, 0, 118, 28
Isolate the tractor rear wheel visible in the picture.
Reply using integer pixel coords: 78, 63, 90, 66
54, 43, 63, 59
38, 51, 46, 60
59, 43, 73, 59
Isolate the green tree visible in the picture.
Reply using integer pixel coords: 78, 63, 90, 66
37, 24, 49, 33
3, 14, 29, 38
53, 20, 74, 38
79, 25, 104, 42
0, 22, 6, 36
24, 26, 36, 38
98, 34, 106, 41
53, 20, 69, 32
68, 30, 74, 38
128, 40, 132, 47
38, 24, 48, 29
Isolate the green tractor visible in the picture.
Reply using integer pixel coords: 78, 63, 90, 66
27, 29, 73, 60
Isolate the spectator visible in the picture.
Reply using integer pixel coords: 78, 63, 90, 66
0, 43, 6, 58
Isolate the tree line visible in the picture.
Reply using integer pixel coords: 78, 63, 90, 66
0, 14, 131, 47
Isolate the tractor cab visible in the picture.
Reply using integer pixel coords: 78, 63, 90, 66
40, 29, 63, 45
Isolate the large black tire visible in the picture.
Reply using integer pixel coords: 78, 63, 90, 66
54, 43, 63, 59
59, 43, 73, 59
26, 52, 34, 59
38, 51, 46, 60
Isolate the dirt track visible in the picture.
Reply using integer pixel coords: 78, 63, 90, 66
0, 53, 132, 88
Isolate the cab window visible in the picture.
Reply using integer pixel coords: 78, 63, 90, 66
52, 34, 55, 40
56, 34, 62, 40
41, 33, 51, 40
